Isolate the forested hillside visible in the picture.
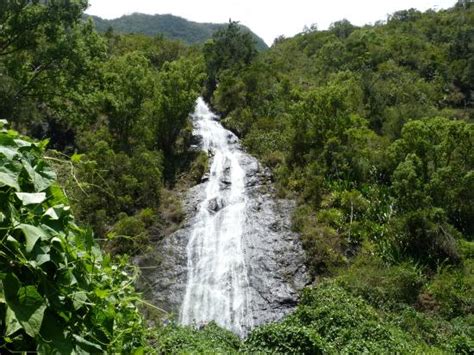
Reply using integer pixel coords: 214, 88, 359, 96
87, 13, 269, 51
1, 0, 473, 353
199, 2, 473, 352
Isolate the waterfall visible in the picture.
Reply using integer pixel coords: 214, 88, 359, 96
136, 97, 307, 337
180, 98, 253, 335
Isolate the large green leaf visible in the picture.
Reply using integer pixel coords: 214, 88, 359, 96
5, 306, 22, 336
46, 184, 68, 206
0, 167, 19, 190
4, 274, 47, 338
16, 287, 47, 338
0, 146, 18, 160
38, 309, 73, 355
21, 160, 56, 192
14, 139, 32, 148
16, 224, 51, 253
73, 334, 104, 352
15, 192, 47, 205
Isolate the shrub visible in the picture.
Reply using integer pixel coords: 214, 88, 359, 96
244, 322, 327, 354
154, 322, 240, 354
0, 124, 148, 353
336, 256, 426, 309
188, 151, 209, 185
106, 212, 149, 255
422, 260, 474, 319
387, 208, 460, 268
293, 205, 347, 276
72, 128, 163, 236
157, 188, 185, 237
388, 306, 474, 351
245, 282, 416, 353
298, 283, 417, 352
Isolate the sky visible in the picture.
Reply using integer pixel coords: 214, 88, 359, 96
85, 0, 458, 45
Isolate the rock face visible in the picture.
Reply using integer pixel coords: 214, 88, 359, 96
239, 156, 309, 327
135, 98, 309, 336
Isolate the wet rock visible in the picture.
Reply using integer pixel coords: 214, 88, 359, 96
191, 134, 203, 146
208, 197, 224, 213
227, 132, 239, 145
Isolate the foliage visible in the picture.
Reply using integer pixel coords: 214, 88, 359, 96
387, 208, 461, 267
69, 128, 163, 237
106, 209, 158, 256
243, 322, 326, 353
422, 260, 474, 319
0, 0, 106, 135
244, 282, 417, 353
0, 123, 148, 353
389, 117, 474, 235
203, 21, 258, 99
151, 57, 205, 156
0, 0, 205, 246
154, 322, 240, 354
101, 52, 155, 149
1, 0, 473, 352
209, 4, 473, 351
212, 2, 473, 274
188, 151, 209, 185
336, 255, 426, 309
157, 188, 185, 237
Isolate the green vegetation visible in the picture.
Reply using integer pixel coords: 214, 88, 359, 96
87, 13, 268, 51
1, 0, 473, 353
0, 122, 148, 352
200, 1, 473, 353
154, 322, 241, 353
0, 0, 205, 248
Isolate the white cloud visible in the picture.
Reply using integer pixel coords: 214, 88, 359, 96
85, 0, 457, 45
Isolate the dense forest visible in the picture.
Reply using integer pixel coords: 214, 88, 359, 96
0, 0, 473, 353
88, 13, 269, 51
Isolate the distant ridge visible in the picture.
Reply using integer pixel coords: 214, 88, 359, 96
86, 13, 268, 51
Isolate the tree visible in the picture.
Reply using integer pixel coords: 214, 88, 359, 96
203, 21, 257, 99
329, 19, 357, 39
151, 57, 204, 156
0, 0, 106, 138
101, 52, 154, 150
389, 117, 474, 235
0, 0, 87, 57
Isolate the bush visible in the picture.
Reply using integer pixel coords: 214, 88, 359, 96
388, 306, 474, 351
157, 188, 185, 237
188, 151, 208, 185
245, 282, 417, 353
106, 209, 156, 256
244, 322, 326, 354
336, 256, 426, 309
0, 124, 148, 353
154, 322, 240, 354
293, 205, 347, 276
387, 208, 461, 268
71, 128, 163, 236
422, 260, 474, 319
292, 283, 415, 352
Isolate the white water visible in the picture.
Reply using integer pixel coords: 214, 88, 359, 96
180, 98, 253, 335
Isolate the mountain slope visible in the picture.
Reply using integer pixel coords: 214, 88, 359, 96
87, 13, 268, 51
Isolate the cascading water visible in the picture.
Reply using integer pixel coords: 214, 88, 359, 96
136, 98, 308, 338
180, 98, 253, 335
